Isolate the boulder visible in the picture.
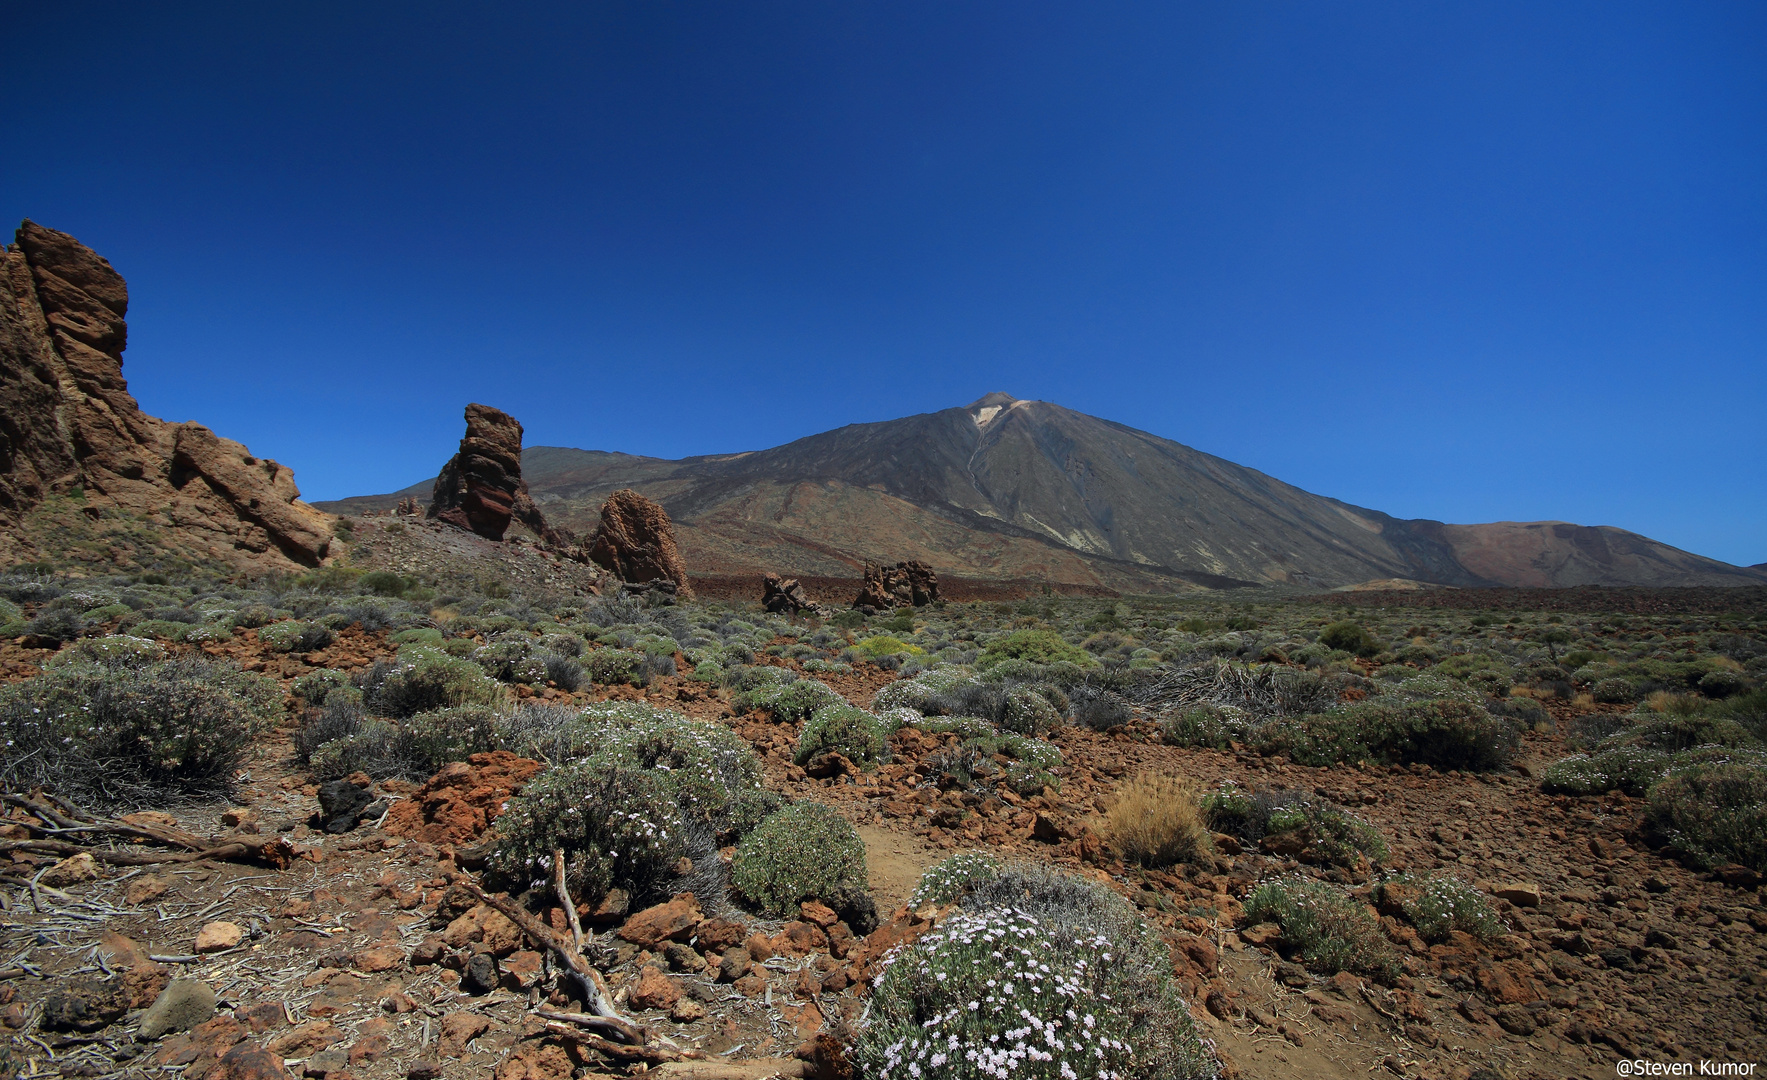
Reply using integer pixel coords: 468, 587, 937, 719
39, 977, 129, 1032
0, 220, 332, 571
317, 779, 374, 834
427, 404, 526, 540
851, 561, 939, 610
587, 489, 694, 599
761, 573, 812, 615
139, 979, 218, 1039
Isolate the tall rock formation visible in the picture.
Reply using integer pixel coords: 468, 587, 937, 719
428, 403, 576, 548
587, 489, 694, 599
852, 561, 940, 610
0, 220, 332, 569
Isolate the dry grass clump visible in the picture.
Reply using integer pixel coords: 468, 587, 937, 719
1101, 772, 1211, 867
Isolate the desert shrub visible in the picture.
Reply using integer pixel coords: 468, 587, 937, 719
361, 645, 503, 718
743, 678, 843, 723
1541, 747, 1672, 796
1283, 699, 1520, 771
1699, 669, 1750, 699
855, 634, 922, 659
397, 706, 504, 773
1070, 682, 1133, 730
308, 719, 406, 781
294, 698, 369, 763
258, 620, 334, 653
127, 618, 192, 642
24, 608, 87, 644
43, 634, 165, 669
1374, 874, 1504, 943
731, 801, 867, 915
801, 658, 852, 675
795, 704, 889, 768
1591, 677, 1636, 704
872, 667, 973, 712
1436, 653, 1515, 695
1318, 620, 1379, 658
291, 668, 352, 707
389, 627, 445, 647
1203, 784, 1387, 866
357, 570, 409, 597
536, 652, 585, 691
0, 656, 258, 808
907, 852, 1001, 908
1102, 773, 1210, 867
1613, 712, 1756, 753
1161, 702, 1249, 748
1645, 749, 1767, 872
975, 628, 1094, 670
857, 861, 1214, 1080
0, 597, 24, 635
582, 647, 646, 686
489, 760, 689, 902
998, 685, 1061, 735
1243, 876, 1400, 980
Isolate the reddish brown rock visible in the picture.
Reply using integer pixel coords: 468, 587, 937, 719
211, 1042, 295, 1080
587, 489, 693, 599
428, 404, 527, 540
762, 572, 812, 614
0, 220, 332, 570
382, 752, 543, 846
852, 560, 939, 610
618, 894, 703, 949
628, 965, 682, 1010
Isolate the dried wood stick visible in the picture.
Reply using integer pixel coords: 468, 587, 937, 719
551, 848, 586, 953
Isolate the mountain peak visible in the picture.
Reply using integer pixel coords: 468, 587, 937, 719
966, 392, 1018, 410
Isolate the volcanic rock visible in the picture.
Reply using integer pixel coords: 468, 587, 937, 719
761, 572, 812, 614
587, 489, 694, 599
427, 404, 527, 541
852, 560, 939, 610
0, 220, 332, 570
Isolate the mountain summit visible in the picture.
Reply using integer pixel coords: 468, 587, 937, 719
325, 397, 1764, 591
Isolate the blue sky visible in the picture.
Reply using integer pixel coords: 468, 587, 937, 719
4, 2, 1763, 565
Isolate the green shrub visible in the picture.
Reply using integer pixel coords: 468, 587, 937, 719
1318, 621, 1380, 657
490, 759, 688, 902
390, 627, 445, 647
857, 861, 1215, 1080
397, 706, 504, 773
1541, 747, 1672, 796
1203, 784, 1386, 867
358, 570, 409, 597
998, 685, 1062, 735
855, 634, 922, 658
975, 628, 1094, 670
907, 852, 1001, 908
1282, 699, 1520, 771
732, 802, 867, 916
1614, 712, 1756, 752
0, 657, 258, 808
742, 678, 843, 723
1374, 874, 1504, 943
872, 667, 975, 712
42, 634, 165, 669
308, 719, 403, 780
1699, 669, 1750, 700
1646, 749, 1767, 872
291, 668, 352, 707
362, 645, 503, 718
583, 647, 646, 686
258, 620, 334, 652
1591, 677, 1636, 704
1243, 876, 1400, 980
795, 704, 889, 768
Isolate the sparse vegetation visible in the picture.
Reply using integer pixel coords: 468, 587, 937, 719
1100, 772, 1211, 867
731, 801, 868, 916
1243, 876, 1401, 980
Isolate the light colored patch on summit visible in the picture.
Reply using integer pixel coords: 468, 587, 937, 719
973, 405, 1003, 426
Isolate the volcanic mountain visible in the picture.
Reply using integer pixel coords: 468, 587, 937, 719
322, 393, 1764, 592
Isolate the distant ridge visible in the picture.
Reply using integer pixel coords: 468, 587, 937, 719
322, 394, 1765, 592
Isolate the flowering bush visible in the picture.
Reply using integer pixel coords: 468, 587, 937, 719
1374, 874, 1504, 942
872, 667, 976, 713
1541, 747, 1672, 796
908, 852, 1001, 908
361, 645, 503, 718
731, 801, 867, 916
582, 647, 646, 686
858, 863, 1216, 1080
258, 619, 334, 653
795, 703, 890, 768
291, 668, 352, 707
489, 760, 687, 902
739, 677, 843, 723
1646, 748, 1767, 872
1242, 876, 1399, 981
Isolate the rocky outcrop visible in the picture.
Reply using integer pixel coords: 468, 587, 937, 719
428, 404, 583, 554
761, 572, 812, 614
0, 220, 332, 569
587, 489, 693, 600
852, 560, 939, 610
428, 405, 526, 540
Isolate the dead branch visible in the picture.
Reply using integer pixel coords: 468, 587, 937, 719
552, 847, 586, 953
1, 793, 210, 850
540, 1023, 681, 1064
0, 835, 294, 869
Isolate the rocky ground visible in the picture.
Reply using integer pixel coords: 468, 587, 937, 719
1, 620, 1764, 1080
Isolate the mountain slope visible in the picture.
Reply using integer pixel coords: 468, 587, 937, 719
322, 394, 1764, 591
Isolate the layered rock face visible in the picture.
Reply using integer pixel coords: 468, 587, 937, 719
587, 489, 694, 600
761, 572, 812, 615
852, 560, 940, 610
428, 403, 580, 551
0, 220, 332, 569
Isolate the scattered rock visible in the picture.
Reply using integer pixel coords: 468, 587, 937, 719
761, 573, 813, 614
669, 996, 707, 1023
139, 979, 218, 1039
382, 752, 542, 846
213, 1041, 297, 1080
618, 894, 703, 949
461, 953, 500, 995
39, 978, 128, 1032
125, 874, 174, 906
268, 1020, 342, 1058
195, 921, 245, 954
317, 780, 375, 834
40, 852, 98, 887
1493, 882, 1541, 908
629, 965, 682, 1010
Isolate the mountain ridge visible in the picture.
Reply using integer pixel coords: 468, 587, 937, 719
320, 393, 1764, 592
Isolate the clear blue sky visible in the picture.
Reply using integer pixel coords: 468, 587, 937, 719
4, 2, 1763, 565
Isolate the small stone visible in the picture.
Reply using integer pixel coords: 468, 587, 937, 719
125, 874, 173, 906
350, 946, 404, 973
269, 1020, 343, 1057
1493, 883, 1541, 908
1240, 922, 1281, 947
195, 921, 244, 954
618, 894, 703, 949
718, 948, 752, 983
662, 942, 706, 973
669, 996, 707, 1023
40, 852, 99, 888
744, 932, 775, 962
461, 953, 499, 995
303, 1048, 348, 1077
629, 966, 681, 1010
39, 978, 128, 1032
138, 979, 217, 1039
215, 1042, 297, 1080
